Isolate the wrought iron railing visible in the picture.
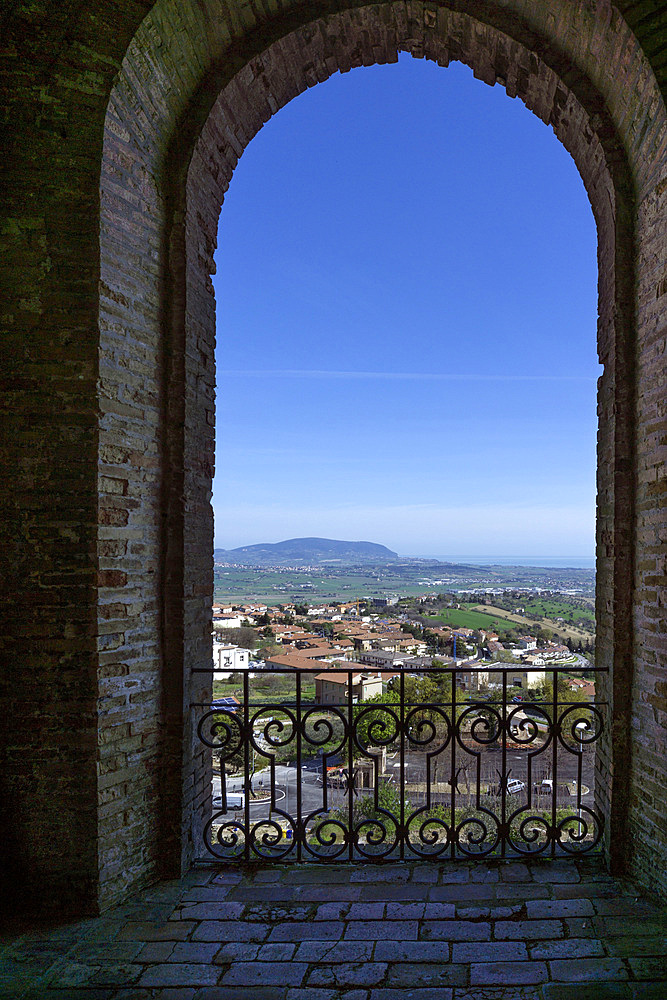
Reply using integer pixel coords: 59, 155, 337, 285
193, 664, 606, 863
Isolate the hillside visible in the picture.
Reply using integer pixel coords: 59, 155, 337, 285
214, 537, 399, 566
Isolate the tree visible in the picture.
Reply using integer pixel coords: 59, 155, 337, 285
214, 626, 258, 650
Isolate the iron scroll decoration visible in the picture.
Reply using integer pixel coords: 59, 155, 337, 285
195, 667, 606, 863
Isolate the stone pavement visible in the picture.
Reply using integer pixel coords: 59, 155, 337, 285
1, 858, 665, 1000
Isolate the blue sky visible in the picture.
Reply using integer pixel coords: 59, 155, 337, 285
212, 56, 599, 558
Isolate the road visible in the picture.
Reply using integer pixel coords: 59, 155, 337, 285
212, 741, 595, 824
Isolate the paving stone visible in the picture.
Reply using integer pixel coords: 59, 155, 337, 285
423, 902, 456, 919
250, 871, 284, 883
421, 920, 491, 941
428, 884, 496, 902
180, 887, 237, 902
148, 990, 197, 1000
438, 869, 470, 884
593, 916, 666, 938
255, 943, 297, 961
384, 901, 426, 919
67, 941, 143, 962
243, 904, 312, 923
213, 943, 260, 963
497, 863, 533, 882
210, 872, 244, 886
629, 984, 667, 999
409, 867, 440, 883
5, 857, 666, 1000
269, 922, 342, 942
228, 887, 297, 903
194, 989, 288, 1000
457, 905, 521, 919
494, 919, 563, 939
470, 961, 548, 985
286, 991, 368, 1000
604, 935, 667, 957
627, 956, 667, 979
563, 917, 596, 938
117, 921, 196, 941
294, 941, 373, 963
167, 942, 221, 963
135, 941, 176, 962
294, 886, 362, 902
89, 964, 144, 986
541, 985, 634, 1000
548, 957, 628, 982
370, 991, 452, 1000
344, 920, 418, 940
525, 898, 594, 918
529, 866, 581, 883
470, 866, 500, 883
494, 884, 550, 900
357, 885, 425, 901
593, 897, 665, 917
139, 963, 221, 987
23, 990, 117, 1000
313, 902, 350, 921
307, 963, 388, 987
528, 937, 604, 959
346, 903, 385, 920
453, 940, 528, 962
44, 959, 100, 987
552, 882, 619, 899
193, 921, 270, 942
172, 904, 245, 921
350, 866, 410, 883
452, 989, 542, 1000
384, 963, 467, 988
374, 940, 450, 963
219, 962, 308, 987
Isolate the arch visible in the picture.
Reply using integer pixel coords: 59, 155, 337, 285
96, 0, 666, 910
0, 0, 663, 916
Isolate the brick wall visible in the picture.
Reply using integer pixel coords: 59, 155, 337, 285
1, 0, 665, 914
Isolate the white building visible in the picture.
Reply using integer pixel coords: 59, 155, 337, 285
212, 643, 250, 677
315, 671, 384, 705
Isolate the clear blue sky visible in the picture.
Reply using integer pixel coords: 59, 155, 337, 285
212, 55, 599, 559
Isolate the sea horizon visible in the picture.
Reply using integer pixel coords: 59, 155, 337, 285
404, 554, 596, 569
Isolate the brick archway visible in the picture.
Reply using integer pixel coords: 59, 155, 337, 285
97, 0, 665, 910
1, 0, 663, 917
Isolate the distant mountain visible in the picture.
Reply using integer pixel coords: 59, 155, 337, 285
214, 537, 399, 566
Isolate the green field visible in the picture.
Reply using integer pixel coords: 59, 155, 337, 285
518, 598, 595, 626
213, 562, 596, 604
213, 674, 317, 703
424, 607, 513, 632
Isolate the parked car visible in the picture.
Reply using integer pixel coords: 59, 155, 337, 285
212, 791, 245, 811
489, 778, 526, 795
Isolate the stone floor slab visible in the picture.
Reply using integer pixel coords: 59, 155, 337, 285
1, 858, 665, 1000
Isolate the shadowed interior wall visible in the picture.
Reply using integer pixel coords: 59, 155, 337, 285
0, 0, 665, 914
